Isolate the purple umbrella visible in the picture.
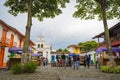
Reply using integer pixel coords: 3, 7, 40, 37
8, 47, 22, 52
95, 47, 120, 53
31, 53, 41, 57
112, 47, 120, 52
8, 47, 32, 53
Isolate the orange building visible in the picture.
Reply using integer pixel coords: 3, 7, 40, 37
0, 20, 34, 68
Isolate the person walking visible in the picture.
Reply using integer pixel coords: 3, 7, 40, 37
56, 54, 60, 67
87, 55, 90, 68
56, 54, 59, 63
68, 56, 72, 66
59, 57, 62, 67
43, 57, 46, 66
84, 55, 87, 68
45, 57, 48, 66
61, 53, 66, 69
95, 54, 99, 69
76, 56, 80, 69
72, 54, 77, 69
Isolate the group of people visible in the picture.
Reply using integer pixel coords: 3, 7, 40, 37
56, 53, 66, 68
56, 53, 91, 69
37, 56, 48, 66
37, 53, 92, 69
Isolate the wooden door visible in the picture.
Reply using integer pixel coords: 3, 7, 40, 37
0, 29, 7, 66
9, 34, 14, 48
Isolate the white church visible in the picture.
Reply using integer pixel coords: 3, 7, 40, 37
33, 35, 51, 63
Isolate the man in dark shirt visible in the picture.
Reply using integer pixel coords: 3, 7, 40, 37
56, 54, 59, 63
61, 53, 66, 68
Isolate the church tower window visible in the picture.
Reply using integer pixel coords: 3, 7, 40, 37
41, 44, 43, 48
38, 44, 40, 48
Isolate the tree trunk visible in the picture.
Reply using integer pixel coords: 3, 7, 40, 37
100, 0, 115, 67
21, 0, 32, 64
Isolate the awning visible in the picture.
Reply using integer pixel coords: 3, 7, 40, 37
95, 47, 120, 53
8, 47, 32, 53
31, 53, 41, 57
8, 47, 22, 52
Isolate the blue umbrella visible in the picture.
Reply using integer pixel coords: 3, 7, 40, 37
69, 53, 75, 57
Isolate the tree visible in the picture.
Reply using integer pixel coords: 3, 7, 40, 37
57, 48, 68, 52
57, 48, 63, 52
63, 48, 69, 52
78, 41, 98, 51
4, 0, 69, 64
73, 0, 120, 66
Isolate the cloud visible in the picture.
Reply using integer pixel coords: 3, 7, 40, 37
0, 0, 119, 50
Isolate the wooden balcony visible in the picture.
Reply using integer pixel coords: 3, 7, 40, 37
98, 37, 120, 47
0, 38, 10, 47
0, 43, 9, 47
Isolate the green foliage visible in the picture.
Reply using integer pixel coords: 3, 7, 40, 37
57, 48, 63, 52
4, 0, 70, 21
73, 0, 120, 20
57, 48, 69, 52
63, 48, 69, 52
11, 61, 37, 74
100, 66, 120, 73
22, 61, 37, 73
4, 0, 70, 64
74, 0, 119, 67
78, 41, 98, 51
11, 64, 22, 74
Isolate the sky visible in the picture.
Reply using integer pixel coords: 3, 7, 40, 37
0, 0, 119, 50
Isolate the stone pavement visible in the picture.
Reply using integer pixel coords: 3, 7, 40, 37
0, 65, 120, 80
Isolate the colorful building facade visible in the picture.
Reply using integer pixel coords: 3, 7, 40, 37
0, 20, 34, 68
93, 22, 120, 57
67, 44, 84, 54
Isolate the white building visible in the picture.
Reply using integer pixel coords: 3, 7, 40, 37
33, 35, 51, 63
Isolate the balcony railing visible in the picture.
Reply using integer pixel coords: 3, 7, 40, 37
99, 36, 120, 47
0, 38, 10, 47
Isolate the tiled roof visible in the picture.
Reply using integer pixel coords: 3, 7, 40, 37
0, 20, 35, 46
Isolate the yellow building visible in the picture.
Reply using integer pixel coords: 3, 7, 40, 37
67, 44, 84, 54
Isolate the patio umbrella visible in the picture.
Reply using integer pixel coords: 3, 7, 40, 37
112, 47, 120, 52
95, 47, 120, 53
69, 53, 75, 57
8, 47, 22, 52
31, 53, 41, 57
8, 47, 32, 53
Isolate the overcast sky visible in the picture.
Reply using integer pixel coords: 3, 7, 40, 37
0, 0, 119, 50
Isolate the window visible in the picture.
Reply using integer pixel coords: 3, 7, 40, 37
41, 44, 43, 48
38, 44, 40, 48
